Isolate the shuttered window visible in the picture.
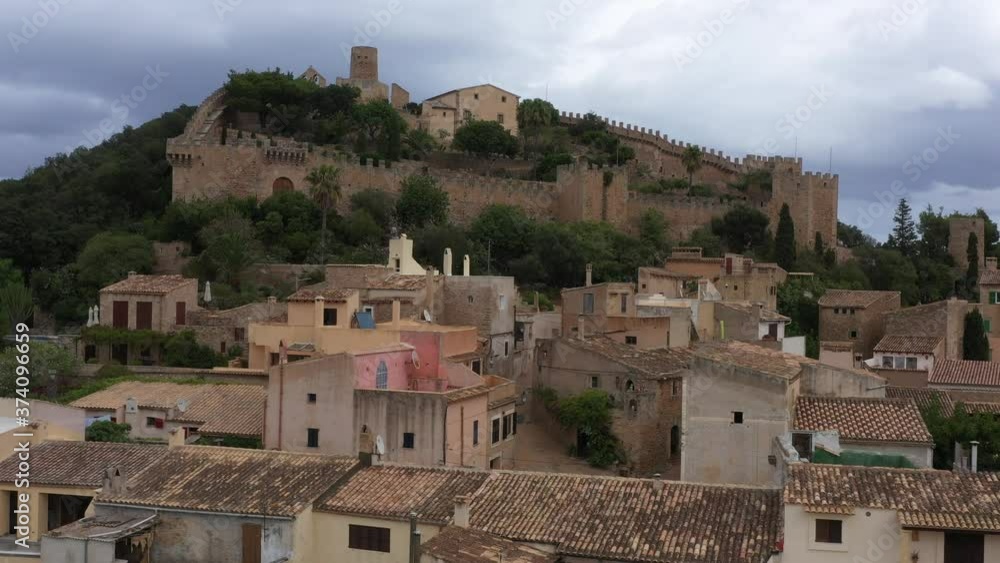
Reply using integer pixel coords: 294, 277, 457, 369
112, 301, 129, 328
348, 524, 390, 552
136, 301, 153, 330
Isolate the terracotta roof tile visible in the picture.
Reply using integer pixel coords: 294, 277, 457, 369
100, 275, 194, 295
363, 273, 427, 290
694, 341, 804, 380
70, 382, 266, 438
420, 526, 556, 563
471, 472, 782, 563
817, 289, 900, 309
287, 283, 357, 302
886, 387, 954, 416
785, 464, 1000, 532
0, 442, 167, 487
874, 335, 943, 354
930, 360, 1000, 388
716, 301, 790, 322
980, 269, 1000, 285
99, 446, 358, 517
794, 396, 933, 444
316, 465, 489, 525
560, 337, 691, 379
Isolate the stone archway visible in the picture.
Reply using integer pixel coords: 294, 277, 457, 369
272, 177, 294, 194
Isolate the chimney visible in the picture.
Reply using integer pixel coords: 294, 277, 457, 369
652, 473, 664, 492
453, 495, 471, 528
577, 315, 585, 341
585, 264, 593, 287
168, 428, 186, 448
443, 248, 453, 276
463, 254, 471, 276
424, 268, 436, 321
971, 441, 980, 473
314, 296, 326, 328
127, 271, 137, 278
392, 299, 401, 329
408, 513, 421, 563
358, 427, 374, 467
752, 302, 762, 322
102, 467, 127, 495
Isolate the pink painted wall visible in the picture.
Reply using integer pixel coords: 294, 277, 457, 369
400, 332, 444, 381
352, 348, 412, 390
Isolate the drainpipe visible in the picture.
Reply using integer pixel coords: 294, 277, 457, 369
409, 512, 421, 563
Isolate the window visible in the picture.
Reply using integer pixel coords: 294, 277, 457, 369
136, 301, 153, 330
502, 415, 510, 440
307, 428, 319, 448
473, 420, 480, 446
906, 357, 918, 370
671, 380, 681, 397
376, 360, 388, 389
625, 336, 638, 345
849, 308, 856, 315
112, 301, 129, 328
497, 113, 504, 124
815, 519, 843, 544
491, 417, 501, 444
474, 93, 479, 100
990, 291, 999, 305
882, 355, 894, 368
499, 294, 508, 311
583, 293, 595, 314
307, 393, 317, 404
894, 356, 906, 370
234, 327, 246, 341
403, 432, 415, 449
175, 301, 186, 326
468, 295, 474, 304
625, 379, 635, 391
362, 305, 375, 315
621, 293, 628, 313
502, 95, 507, 102
471, 359, 482, 374
464, 109, 472, 120
732, 411, 744, 424
849, 330, 858, 339
591, 376, 599, 388
394, 258, 401, 272
503, 341, 509, 357
220, 341, 227, 354
145, 417, 158, 428
348, 524, 390, 553
323, 308, 338, 326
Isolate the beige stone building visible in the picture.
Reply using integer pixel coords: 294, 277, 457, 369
421, 84, 520, 139
980, 257, 999, 360
817, 289, 901, 364
658, 248, 786, 310
870, 334, 944, 387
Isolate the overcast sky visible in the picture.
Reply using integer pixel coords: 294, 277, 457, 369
3, 0, 999, 239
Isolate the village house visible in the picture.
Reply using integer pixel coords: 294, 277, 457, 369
782, 463, 1000, 563
660, 247, 787, 310
70, 381, 266, 443
534, 336, 691, 475
869, 334, 945, 387
185, 297, 287, 360
325, 236, 518, 377
883, 298, 970, 362
682, 341, 886, 486
421, 83, 520, 139
561, 265, 690, 349
84, 274, 200, 365
419, 526, 556, 563
0, 441, 167, 549
980, 256, 999, 360
927, 359, 1000, 402
90, 446, 360, 563
817, 289, 901, 364
712, 301, 793, 347
265, 344, 518, 469
791, 395, 934, 468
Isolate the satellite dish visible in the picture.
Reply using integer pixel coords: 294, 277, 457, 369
176, 399, 190, 413
374, 435, 385, 456
422, 309, 432, 322
411, 350, 421, 367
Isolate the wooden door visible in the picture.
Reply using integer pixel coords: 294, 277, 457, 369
945, 532, 984, 563
241, 523, 262, 563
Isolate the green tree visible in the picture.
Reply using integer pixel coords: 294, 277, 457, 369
554, 389, 622, 468
711, 205, 770, 254
396, 175, 450, 231
975, 208, 999, 259
638, 208, 669, 252
469, 205, 535, 274
963, 309, 991, 361
837, 221, 876, 249
74, 232, 154, 289
0, 283, 33, 337
683, 227, 724, 258
196, 209, 262, 288
966, 232, 980, 300
0, 260, 23, 288
86, 420, 132, 443
0, 343, 79, 397
304, 165, 342, 261
774, 204, 797, 270
352, 100, 405, 157
855, 246, 919, 305
918, 205, 951, 264
681, 146, 704, 188
349, 189, 396, 230
342, 210, 382, 247
886, 198, 918, 255
452, 120, 520, 170
163, 331, 226, 368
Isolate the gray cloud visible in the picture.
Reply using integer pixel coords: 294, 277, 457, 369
2, 0, 997, 240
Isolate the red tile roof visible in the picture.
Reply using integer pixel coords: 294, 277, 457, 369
785, 464, 1000, 532
794, 396, 932, 445
287, 283, 357, 302
0, 442, 167, 487
930, 360, 1000, 388
100, 274, 194, 295
874, 335, 943, 355
980, 269, 1000, 285
885, 387, 954, 416
818, 289, 900, 309
471, 471, 782, 563
316, 465, 490, 524
420, 527, 556, 563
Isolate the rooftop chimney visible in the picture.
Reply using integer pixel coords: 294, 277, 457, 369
314, 296, 326, 328
585, 264, 593, 287
652, 473, 664, 492
463, 254, 471, 277
392, 299, 401, 329
443, 248, 453, 277
424, 267, 435, 321
167, 428, 186, 448
127, 271, 137, 278
409, 513, 421, 563
453, 495, 471, 528
102, 467, 127, 495
972, 441, 980, 473
358, 427, 374, 467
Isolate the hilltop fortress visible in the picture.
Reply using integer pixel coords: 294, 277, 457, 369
167, 47, 838, 246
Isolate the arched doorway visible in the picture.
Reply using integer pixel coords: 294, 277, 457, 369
272, 177, 294, 194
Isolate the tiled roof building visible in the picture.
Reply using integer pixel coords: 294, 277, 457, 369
420, 526, 557, 563
817, 290, 901, 309
0, 442, 167, 487
794, 396, 933, 445
874, 335, 943, 355
560, 336, 692, 379
930, 359, 1000, 388
886, 386, 955, 416
99, 274, 193, 296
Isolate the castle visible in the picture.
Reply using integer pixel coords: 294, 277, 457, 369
166, 47, 838, 247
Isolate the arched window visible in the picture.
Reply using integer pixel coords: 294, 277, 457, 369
272, 177, 294, 194
625, 379, 635, 392
376, 360, 388, 390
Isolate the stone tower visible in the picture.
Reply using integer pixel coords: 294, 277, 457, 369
949, 216, 986, 272
350, 46, 379, 81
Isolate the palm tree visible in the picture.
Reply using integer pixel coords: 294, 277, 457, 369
681, 145, 704, 189
305, 165, 342, 262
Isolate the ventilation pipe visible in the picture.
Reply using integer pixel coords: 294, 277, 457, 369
463, 254, 471, 276
443, 248, 453, 276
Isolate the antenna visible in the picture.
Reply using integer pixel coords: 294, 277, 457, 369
794, 136, 798, 158
828, 146, 833, 173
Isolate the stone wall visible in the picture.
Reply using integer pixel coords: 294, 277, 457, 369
152, 241, 191, 275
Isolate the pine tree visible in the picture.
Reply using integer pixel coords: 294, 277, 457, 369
966, 232, 980, 300
887, 198, 918, 254
775, 203, 796, 270
963, 309, 990, 360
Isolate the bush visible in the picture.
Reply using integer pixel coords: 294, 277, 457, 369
163, 331, 226, 369
96, 362, 131, 379
86, 420, 132, 443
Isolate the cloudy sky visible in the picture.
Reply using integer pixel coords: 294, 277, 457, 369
3, 0, 999, 239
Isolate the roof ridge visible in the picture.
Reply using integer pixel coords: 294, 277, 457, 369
487, 468, 782, 491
